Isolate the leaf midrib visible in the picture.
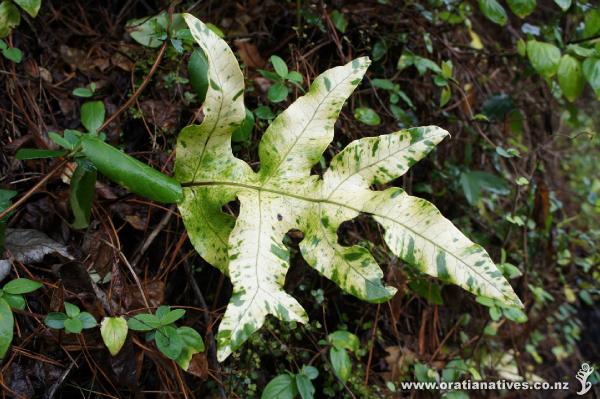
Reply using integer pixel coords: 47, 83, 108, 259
184, 180, 508, 300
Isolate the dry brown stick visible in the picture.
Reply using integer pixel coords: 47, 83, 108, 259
0, 159, 68, 221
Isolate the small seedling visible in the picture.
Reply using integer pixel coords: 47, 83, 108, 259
45, 301, 97, 333
0, 278, 42, 358
259, 55, 304, 103
127, 305, 204, 369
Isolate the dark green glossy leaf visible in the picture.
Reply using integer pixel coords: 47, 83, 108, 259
80, 135, 183, 203
70, 160, 97, 229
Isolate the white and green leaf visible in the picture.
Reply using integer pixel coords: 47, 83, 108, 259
177, 15, 522, 362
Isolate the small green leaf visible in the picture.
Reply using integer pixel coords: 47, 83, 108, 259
128, 313, 161, 331
188, 49, 209, 103
0, 1, 21, 38
48, 132, 75, 150
13, 0, 40, 17
160, 308, 186, 325
478, 0, 508, 26
295, 374, 315, 399
0, 298, 14, 358
45, 312, 67, 329
70, 160, 97, 229
72, 87, 93, 98
301, 366, 318, 380
2, 293, 25, 310
371, 78, 395, 90
330, 347, 352, 383
489, 306, 502, 321
3, 278, 42, 294
80, 101, 105, 133
354, 107, 381, 126
232, 108, 254, 142
503, 307, 528, 323
440, 86, 451, 107
255, 105, 274, 120
409, 280, 444, 305
174, 326, 205, 370
286, 71, 303, 84
155, 325, 183, 359
78, 312, 97, 329
557, 55, 584, 102
64, 302, 80, 318
372, 40, 387, 61
330, 10, 348, 33
270, 55, 288, 79
64, 317, 83, 333
553, 0, 571, 11
100, 317, 128, 356
327, 330, 360, 352
527, 40, 561, 78
268, 82, 289, 103
583, 9, 600, 38
583, 58, 600, 99
261, 374, 297, 399
15, 148, 67, 160
507, 0, 536, 18
2, 46, 22, 63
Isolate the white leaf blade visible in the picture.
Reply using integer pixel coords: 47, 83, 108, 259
216, 191, 308, 361
324, 126, 448, 195
363, 189, 522, 307
258, 57, 370, 184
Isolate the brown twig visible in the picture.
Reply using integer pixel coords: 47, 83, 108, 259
0, 159, 68, 221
